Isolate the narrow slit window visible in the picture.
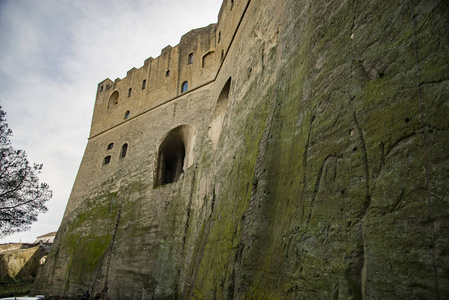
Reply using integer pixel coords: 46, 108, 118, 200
188, 53, 193, 64
124, 111, 130, 119
142, 79, 146, 90
121, 143, 128, 158
103, 155, 111, 165
128, 88, 132, 97
181, 81, 188, 93
165, 70, 170, 77
107, 143, 114, 150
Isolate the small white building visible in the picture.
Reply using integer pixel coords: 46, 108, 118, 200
34, 232, 57, 244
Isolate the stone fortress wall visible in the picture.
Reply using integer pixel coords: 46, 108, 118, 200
33, 0, 449, 299
62, 0, 247, 220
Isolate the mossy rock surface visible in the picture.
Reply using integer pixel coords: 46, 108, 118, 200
33, 0, 449, 299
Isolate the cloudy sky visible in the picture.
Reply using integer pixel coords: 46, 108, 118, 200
0, 0, 223, 243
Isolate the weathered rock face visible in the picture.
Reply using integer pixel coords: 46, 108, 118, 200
1, 245, 47, 297
33, 0, 449, 299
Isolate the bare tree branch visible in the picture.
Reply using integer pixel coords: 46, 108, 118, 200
0, 105, 52, 238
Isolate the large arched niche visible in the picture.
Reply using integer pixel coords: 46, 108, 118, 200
208, 77, 231, 148
108, 91, 120, 108
154, 124, 195, 187
202, 50, 215, 69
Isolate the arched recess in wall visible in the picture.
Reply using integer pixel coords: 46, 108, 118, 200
154, 125, 195, 187
208, 77, 231, 148
108, 91, 119, 108
202, 50, 215, 68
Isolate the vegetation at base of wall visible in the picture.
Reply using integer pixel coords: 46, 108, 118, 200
0, 277, 33, 298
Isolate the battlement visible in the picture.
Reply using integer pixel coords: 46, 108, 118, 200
90, 24, 218, 138
89, 0, 249, 138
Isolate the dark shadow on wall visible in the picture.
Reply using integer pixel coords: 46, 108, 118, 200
155, 125, 195, 187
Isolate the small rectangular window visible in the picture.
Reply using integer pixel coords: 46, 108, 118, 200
142, 79, 146, 90
188, 53, 193, 64
128, 88, 132, 97
165, 70, 170, 77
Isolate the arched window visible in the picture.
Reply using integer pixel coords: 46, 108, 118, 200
107, 143, 114, 150
103, 155, 111, 165
124, 110, 130, 119
108, 91, 119, 108
155, 125, 195, 187
188, 53, 193, 64
181, 81, 188, 93
121, 143, 128, 158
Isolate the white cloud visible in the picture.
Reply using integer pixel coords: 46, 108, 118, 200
0, 0, 222, 243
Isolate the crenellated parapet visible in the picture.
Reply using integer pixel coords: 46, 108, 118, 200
89, 0, 250, 139
90, 24, 218, 138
